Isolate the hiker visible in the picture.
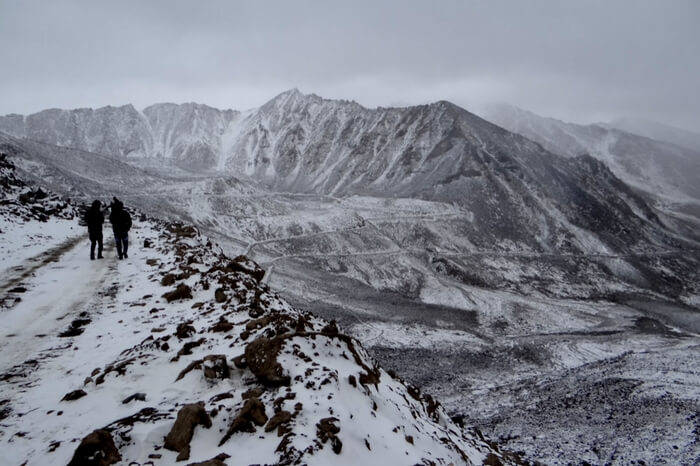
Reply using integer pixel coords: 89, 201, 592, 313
109, 197, 132, 259
84, 200, 104, 260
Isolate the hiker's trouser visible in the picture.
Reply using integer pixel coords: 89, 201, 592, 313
89, 231, 103, 259
114, 232, 128, 258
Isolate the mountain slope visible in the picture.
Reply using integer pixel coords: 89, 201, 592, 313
482, 103, 700, 204
0, 150, 515, 465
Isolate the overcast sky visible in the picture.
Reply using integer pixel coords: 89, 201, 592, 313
1, 0, 698, 130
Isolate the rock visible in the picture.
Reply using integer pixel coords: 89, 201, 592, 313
61, 389, 87, 402
228, 255, 265, 282
210, 317, 233, 333
219, 397, 268, 445
241, 387, 264, 399
214, 287, 227, 303
316, 417, 342, 454
175, 322, 196, 339
186, 453, 230, 466
202, 355, 230, 380
122, 393, 146, 404
163, 283, 192, 302
265, 410, 293, 434
161, 273, 177, 286
143, 238, 152, 248
321, 320, 339, 335
164, 403, 212, 461
244, 336, 290, 387
67, 429, 121, 466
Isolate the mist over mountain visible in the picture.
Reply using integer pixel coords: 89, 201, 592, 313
608, 116, 700, 153
482, 103, 700, 206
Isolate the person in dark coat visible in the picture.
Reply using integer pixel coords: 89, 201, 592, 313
84, 200, 104, 260
109, 197, 132, 259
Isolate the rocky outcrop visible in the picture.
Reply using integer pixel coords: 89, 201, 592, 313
67, 429, 121, 466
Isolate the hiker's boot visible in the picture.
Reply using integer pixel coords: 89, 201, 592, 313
97, 254, 104, 259
90, 254, 95, 260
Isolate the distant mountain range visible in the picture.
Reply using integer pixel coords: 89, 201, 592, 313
2, 90, 691, 259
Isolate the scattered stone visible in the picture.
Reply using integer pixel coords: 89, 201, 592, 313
321, 320, 339, 335
265, 410, 293, 434
209, 392, 234, 403
219, 397, 268, 445
61, 389, 87, 402
316, 417, 342, 454
163, 284, 192, 302
164, 403, 212, 462
143, 239, 152, 248
176, 338, 207, 358
175, 322, 196, 339
214, 288, 227, 303
186, 453, 230, 466
483, 453, 504, 466
161, 273, 177, 286
244, 336, 290, 387
210, 317, 233, 333
122, 393, 146, 404
67, 429, 121, 466
228, 255, 265, 282
202, 355, 230, 380
176, 360, 203, 381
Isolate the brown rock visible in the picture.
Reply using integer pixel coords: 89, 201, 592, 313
316, 417, 342, 454
175, 322, 196, 339
164, 403, 212, 461
244, 336, 290, 387
161, 273, 176, 286
219, 397, 268, 446
228, 255, 265, 282
163, 284, 192, 302
265, 410, 293, 434
67, 429, 121, 466
61, 389, 87, 402
186, 453, 230, 466
214, 288, 227, 303
202, 355, 230, 380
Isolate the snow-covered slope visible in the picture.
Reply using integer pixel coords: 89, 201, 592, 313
482, 103, 700, 204
0, 155, 516, 465
609, 116, 700, 153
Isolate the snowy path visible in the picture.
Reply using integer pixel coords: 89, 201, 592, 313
0, 237, 118, 372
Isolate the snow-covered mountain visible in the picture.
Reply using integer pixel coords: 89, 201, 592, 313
482, 103, 700, 205
2, 90, 700, 464
2, 91, 693, 258
0, 152, 517, 465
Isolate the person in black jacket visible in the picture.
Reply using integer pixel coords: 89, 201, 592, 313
109, 197, 132, 259
84, 200, 104, 260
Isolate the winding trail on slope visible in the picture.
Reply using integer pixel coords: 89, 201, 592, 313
0, 235, 83, 297
0, 238, 117, 373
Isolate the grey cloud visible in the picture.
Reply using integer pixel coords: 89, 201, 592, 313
1, 0, 698, 130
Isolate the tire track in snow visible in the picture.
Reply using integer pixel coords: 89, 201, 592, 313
0, 238, 117, 373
